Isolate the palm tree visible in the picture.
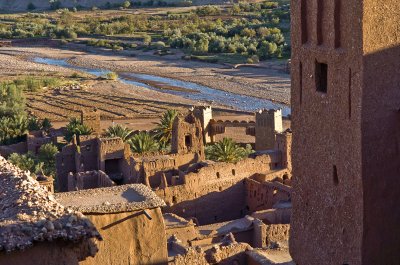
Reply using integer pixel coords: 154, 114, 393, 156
105, 124, 134, 142
0, 115, 28, 145
128, 132, 159, 154
65, 118, 93, 143
206, 137, 251, 163
154, 109, 178, 146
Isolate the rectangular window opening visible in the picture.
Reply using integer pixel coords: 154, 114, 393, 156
315, 62, 328, 93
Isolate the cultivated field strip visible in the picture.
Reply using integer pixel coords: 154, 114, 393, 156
26, 90, 190, 121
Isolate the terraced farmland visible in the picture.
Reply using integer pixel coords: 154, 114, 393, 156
26, 88, 192, 122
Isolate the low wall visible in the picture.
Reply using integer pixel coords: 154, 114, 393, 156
0, 142, 27, 158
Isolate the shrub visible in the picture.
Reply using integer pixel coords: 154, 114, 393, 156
122, 1, 131, 8
105, 72, 119, 80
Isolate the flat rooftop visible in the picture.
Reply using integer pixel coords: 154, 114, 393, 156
197, 216, 254, 237
163, 213, 193, 228
247, 248, 294, 265
55, 184, 166, 213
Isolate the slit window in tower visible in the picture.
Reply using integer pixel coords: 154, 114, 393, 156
315, 62, 328, 93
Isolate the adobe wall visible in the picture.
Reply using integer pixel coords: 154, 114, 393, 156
275, 132, 292, 172
0, 141, 27, 158
80, 207, 168, 265
56, 144, 78, 191
361, 1, 400, 263
171, 114, 204, 158
255, 110, 282, 151
81, 110, 101, 135
0, 240, 97, 265
172, 242, 251, 265
288, 0, 400, 264
27, 131, 52, 155
78, 136, 99, 172
245, 179, 291, 213
156, 153, 281, 225
68, 171, 115, 191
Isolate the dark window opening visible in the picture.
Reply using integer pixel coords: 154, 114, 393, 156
214, 216, 218, 221
216, 172, 220, 178
315, 62, 328, 93
232, 169, 236, 176
172, 196, 177, 203
333, 165, 339, 185
219, 187, 222, 191
185, 135, 192, 148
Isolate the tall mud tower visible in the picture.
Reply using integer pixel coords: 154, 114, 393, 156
290, 0, 400, 264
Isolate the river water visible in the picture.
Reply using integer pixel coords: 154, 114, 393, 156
33, 57, 291, 116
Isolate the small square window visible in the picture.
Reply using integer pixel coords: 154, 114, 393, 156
315, 62, 328, 93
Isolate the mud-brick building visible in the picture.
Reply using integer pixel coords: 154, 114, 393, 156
290, 0, 400, 264
55, 184, 168, 265
0, 156, 101, 265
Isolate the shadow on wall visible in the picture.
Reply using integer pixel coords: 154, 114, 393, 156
362, 44, 400, 264
162, 181, 250, 225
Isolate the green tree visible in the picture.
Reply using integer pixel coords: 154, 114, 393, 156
105, 124, 134, 142
0, 115, 28, 145
128, 132, 159, 154
206, 138, 252, 163
37, 143, 59, 176
64, 118, 93, 143
41, 118, 52, 132
122, 1, 131, 8
154, 110, 178, 147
